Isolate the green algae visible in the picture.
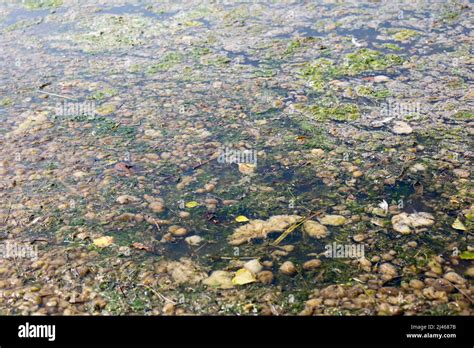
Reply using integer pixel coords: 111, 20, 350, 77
24, 0, 62, 10
302, 103, 360, 122
0, 97, 13, 106
302, 49, 403, 92
283, 37, 315, 56
89, 88, 118, 101
148, 52, 183, 73
391, 29, 420, 41
343, 49, 404, 75
460, 251, 474, 260
381, 43, 402, 51
73, 15, 157, 53
453, 110, 473, 120
4, 18, 42, 32
355, 85, 391, 99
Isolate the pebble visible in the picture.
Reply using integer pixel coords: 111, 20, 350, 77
303, 259, 321, 270
179, 211, 190, 219
168, 225, 188, 236
149, 201, 165, 213
464, 267, 474, 278
378, 263, 398, 280
443, 272, 465, 285
422, 287, 448, 301
303, 221, 329, 239
432, 279, 454, 293
353, 233, 366, 242
311, 148, 325, 157
257, 271, 274, 284
320, 285, 346, 299
410, 163, 426, 172
202, 271, 234, 289
116, 195, 140, 204
319, 215, 346, 226
185, 235, 203, 246
279, 261, 297, 276
392, 121, 413, 135
453, 168, 469, 178
162, 302, 175, 315
244, 259, 263, 274
391, 212, 435, 234
409, 279, 425, 290
204, 183, 216, 192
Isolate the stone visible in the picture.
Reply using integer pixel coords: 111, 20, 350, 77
303, 259, 321, 270
116, 195, 140, 204
202, 271, 234, 289
279, 261, 297, 276
392, 121, 413, 135
391, 212, 435, 234
243, 259, 263, 274
303, 220, 329, 239
185, 235, 203, 246
319, 215, 346, 226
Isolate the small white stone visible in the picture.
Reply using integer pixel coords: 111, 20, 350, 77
392, 121, 413, 135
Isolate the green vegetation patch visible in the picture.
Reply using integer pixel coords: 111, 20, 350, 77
382, 43, 402, 51
453, 110, 473, 120
301, 103, 360, 122
73, 15, 157, 52
301, 49, 403, 91
355, 85, 391, 99
391, 29, 420, 41
24, 0, 62, 10
88, 88, 118, 101
147, 52, 183, 73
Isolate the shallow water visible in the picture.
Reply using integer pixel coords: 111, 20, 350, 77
0, 0, 472, 315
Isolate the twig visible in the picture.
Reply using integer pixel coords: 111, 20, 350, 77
272, 212, 318, 246
152, 218, 161, 231
452, 283, 473, 304
192, 157, 214, 170
194, 242, 208, 253
37, 90, 76, 101
3, 202, 11, 224
138, 284, 176, 304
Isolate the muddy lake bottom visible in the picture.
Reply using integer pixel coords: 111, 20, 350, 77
0, 1, 472, 316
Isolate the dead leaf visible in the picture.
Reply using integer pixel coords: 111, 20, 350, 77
232, 268, 256, 285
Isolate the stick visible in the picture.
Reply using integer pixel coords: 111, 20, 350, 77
3, 202, 11, 224
272, 212, 318, 246
37, 90, 76, 101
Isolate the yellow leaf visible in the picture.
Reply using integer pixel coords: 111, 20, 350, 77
185, 201, 200, 208
235, 215, 249, 222
452, 218, 467, 231
232, 268, 256, 285
93, 236, 114, 248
